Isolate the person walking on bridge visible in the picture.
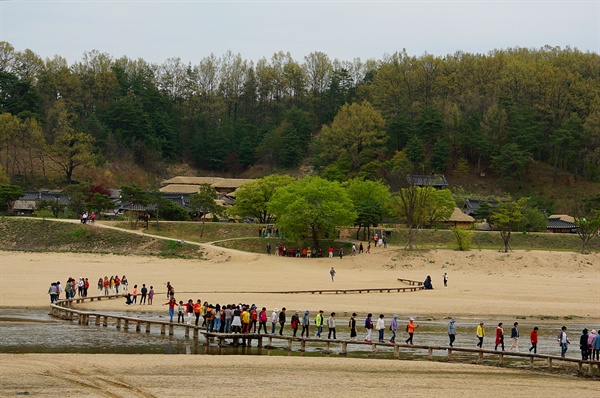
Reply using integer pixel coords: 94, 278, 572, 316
405, 317, 418, 345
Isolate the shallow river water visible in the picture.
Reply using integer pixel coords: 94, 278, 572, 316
0, 308, 593, 360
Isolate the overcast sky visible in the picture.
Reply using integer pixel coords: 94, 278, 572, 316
1, 0, 599, 65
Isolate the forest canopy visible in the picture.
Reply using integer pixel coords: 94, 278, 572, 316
1, 42, 600, 189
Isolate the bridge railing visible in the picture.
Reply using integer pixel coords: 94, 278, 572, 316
49, 295, 599, 378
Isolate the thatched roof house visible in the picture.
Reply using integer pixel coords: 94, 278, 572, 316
441, 207, 475, 228
160, 177, 254, 195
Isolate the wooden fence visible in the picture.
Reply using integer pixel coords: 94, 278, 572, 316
49, 295, 599, 378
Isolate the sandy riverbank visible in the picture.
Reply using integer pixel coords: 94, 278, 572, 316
1, 246, 598, 395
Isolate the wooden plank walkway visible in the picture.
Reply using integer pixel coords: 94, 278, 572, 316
49, 295, 600, 378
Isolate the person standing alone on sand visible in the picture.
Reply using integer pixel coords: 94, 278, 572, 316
330, 267, 336, 282
443, 272, 448, 288
448, 318, 456, 347
476, 322, 485, 349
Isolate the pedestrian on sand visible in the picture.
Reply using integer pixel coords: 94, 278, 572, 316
330, 267, 336, 282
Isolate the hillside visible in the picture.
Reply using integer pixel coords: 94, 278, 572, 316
0, 218, 204, 258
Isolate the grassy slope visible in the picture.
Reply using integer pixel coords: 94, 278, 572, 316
1, 218, 597, 256
0, 218, 204, 258
115, 220, 600, 254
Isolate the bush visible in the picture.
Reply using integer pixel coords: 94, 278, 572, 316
451, 226, 473, 251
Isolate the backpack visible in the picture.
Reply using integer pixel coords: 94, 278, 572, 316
406, 325, 409, 333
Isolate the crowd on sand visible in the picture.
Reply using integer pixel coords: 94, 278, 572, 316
48, 276, 600, 361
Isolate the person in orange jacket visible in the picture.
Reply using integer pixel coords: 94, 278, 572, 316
405, 317, 419, 345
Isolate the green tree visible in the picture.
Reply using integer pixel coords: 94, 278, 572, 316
120, 184, 151, 229
423, 188, 455, 228
344, 178, 392, 240
268, 176, 357, 248
491, 143, 531, 188
231, 175, 295, 223
392, 185, 434, 250
0, 184, 23, 212
430, 139, 450, 173
46, 102, 96, 184
451, 226, 473, 251
87, 192, 114, 215
490, 197, 528, 253
315, 101, 387, 174
405, 135, 425, 169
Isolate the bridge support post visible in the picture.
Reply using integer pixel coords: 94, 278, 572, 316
95, 315, 100, 325
428, 347, 433, 360
193, 327, 199, 339
116, 318, 121, 330
341, 342, 347, 355
161, 324, 166, 335
185, 326, 190, 338
146, 322, 151, 333
168, 324, 174, 336
287, 339, 293, 352
300, 339, 306, 352
394, 344, 399, 358
102, 316, 108, 327
547, 357, 553, 371
135, 322, 141, 332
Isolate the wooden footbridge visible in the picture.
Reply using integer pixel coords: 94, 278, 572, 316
49, 294, 600, 378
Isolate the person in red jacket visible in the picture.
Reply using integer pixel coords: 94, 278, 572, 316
495, 323, 505, 351
529, 326, 539, 353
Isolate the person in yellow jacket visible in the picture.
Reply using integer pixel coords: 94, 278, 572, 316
476, 322, 485, 348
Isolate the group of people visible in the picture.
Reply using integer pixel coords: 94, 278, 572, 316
97, 275, 129, 296
268, 240, 385, 258
471, 321, 600, 360
47, 276, 96, 302
79, 211, 96, 224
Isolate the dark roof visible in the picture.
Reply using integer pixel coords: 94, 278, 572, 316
547, 218, 578, 229
20, 190, 69, 205
462, 198, 501, 216
406, 174, 448, 188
